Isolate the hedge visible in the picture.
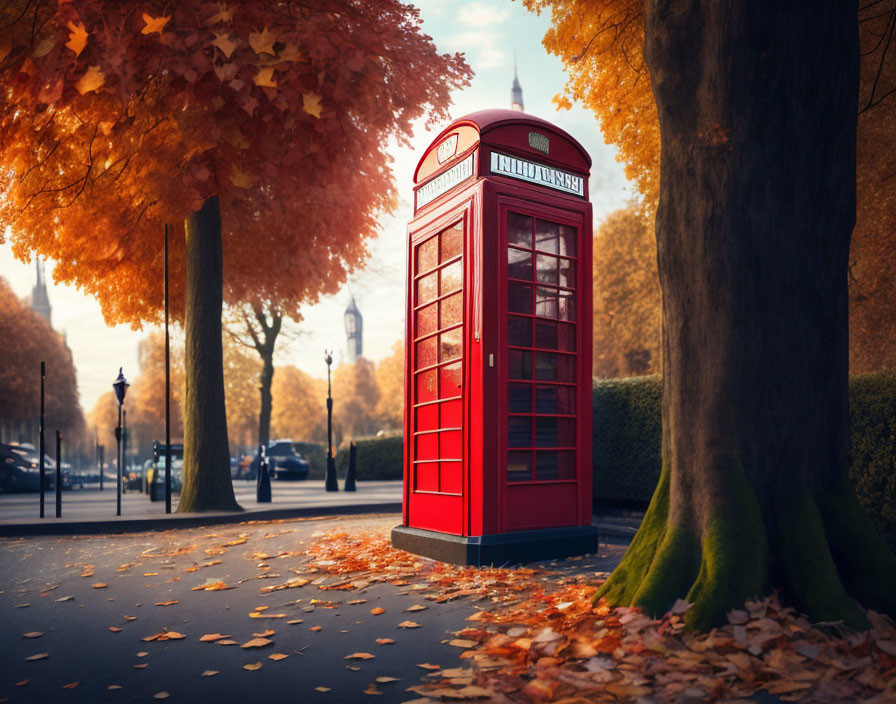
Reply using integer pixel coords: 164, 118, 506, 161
335, 436, 403, 481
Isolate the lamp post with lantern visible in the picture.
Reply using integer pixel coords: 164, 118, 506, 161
113, 368, 129, 516
324, 350, 338, 491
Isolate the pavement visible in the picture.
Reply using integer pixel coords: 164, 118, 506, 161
0, 479, 645, 540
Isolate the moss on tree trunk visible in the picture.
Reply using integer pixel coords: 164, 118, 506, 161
178, 196, 241, 513
597, 0, 896, 630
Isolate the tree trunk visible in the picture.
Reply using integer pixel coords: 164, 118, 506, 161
258, 351, 274, 447
178, 196, 241, 512
598, 0, 896, 630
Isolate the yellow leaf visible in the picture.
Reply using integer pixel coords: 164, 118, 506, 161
199, 633, 229, 642
417, 663, 440, 670
154, 601, 178, 607
66, 21, 88, 56
201, 670, 219, 677
345, 652, 376, 660
370, 607, 386, 615
75, 65, 105, 94
249, 26, 276, 55
108, 627, 122, 633
92, 583, 108, 589
363, 684, 382, 695
375, 638, 394, 645
267, 653, 289, 661
243, 662, 262, 671
141, 13, 170, 35
241, 638, 273, 648
302, 92, 322, 118
254, 67, 276, 88
212, 32, 237, 59
397, 621, 420, 629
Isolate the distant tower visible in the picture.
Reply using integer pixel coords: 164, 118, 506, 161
31, 258, 52, 326
344, 296, 363, 363
511, 56, 524, 112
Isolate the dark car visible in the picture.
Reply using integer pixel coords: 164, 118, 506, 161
0, 443, 42, 492
266, 440, 310, 481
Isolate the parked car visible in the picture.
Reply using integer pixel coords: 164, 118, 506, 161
0, 443, 42, 492
251, 440, 310, 481
146, 443, 184, 492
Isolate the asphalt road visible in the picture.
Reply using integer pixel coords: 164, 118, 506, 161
0, 514, 629, 704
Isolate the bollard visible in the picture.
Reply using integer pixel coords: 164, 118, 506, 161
55, 430, 62, 518
256, 445, 272, 503
325, 454, 339, 492
344, 442, 357, 492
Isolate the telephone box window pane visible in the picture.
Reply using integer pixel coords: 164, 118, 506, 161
439, 361, 462, 398
415, 462, 438, 492
439, 328, 462, 362
557, 322, 576, 352
535, 418, 575, 447
416, 302, 437, 337
508, 212, 533, 248
534, 320, 558, 349
508, 316, 532, 347
416, 271, 438, 306
416, 404, 438, 432
535, 352, 558, 381
534, 451, 559, 480
508, 282, 533, 314
536, 254, 559, 285
558, 290, 577, 321
440, 430, 462, 460
440, 292, 462, 328
558, 224, 577, 257
508, 417, 532, 448
417, 237, 438, 274
508, 383, 532, 413
536, 385, 576, 414
440, 222, 463, 262
508, 350, 532, 380
507, 451, 532, 482
558, 258, 576, 288
440, 260, 462, 294
440, 399, 462, 427
415, 433, 438, 461
535, 219, 559, 254
416, 369, 438, 403
535, 287, 559, 318
508, 248, 533, 281
440, 462, 462, 494
415, 336, 438, 369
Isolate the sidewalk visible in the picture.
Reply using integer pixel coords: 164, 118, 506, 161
0, 478, 644, 540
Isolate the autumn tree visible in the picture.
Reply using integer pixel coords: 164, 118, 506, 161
593, 206, 661, 378
333, 359, 380, 443
0, 1, 470, 511
87, 391, 119, 460
375, 341, 404, 430
271, 365, 327, 444
0, 277, 84, 445
222, 334, 260, 453
527, 0, 896, 629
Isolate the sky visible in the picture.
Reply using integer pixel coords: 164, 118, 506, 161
0, 0, 632, 413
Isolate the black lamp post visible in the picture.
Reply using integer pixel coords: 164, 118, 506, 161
113, 368, 129, 516
324, 350, 338, 492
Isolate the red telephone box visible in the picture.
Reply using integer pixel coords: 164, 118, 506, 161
391, 109, 599, 565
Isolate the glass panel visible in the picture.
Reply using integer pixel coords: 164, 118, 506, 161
558, 289, 576, 321
557, 322, 576, 352
558, 258, 576, 288
557, 450, 576, 479
440, 430, 462, 460
508, 417, 532, 448
534, 320, 558, 350
558, 354, 577, 382
507, 248, 533, 281
439, 361, 462, 398
440, 260, 462, 294
507, 212, 533, 248
508, 282, 533, 314
533, 417, 575, 447
508, 316, 532, 347
535, 351, 558, 381
534, 451, 559, 480
440, 222, 463, 261
507, 451, 532, 483
415, 336, 438, 369
439, 328, 462, 362
415, 462, 438, 492
416, 271, 438, 306
416, 237, 438, 274
535, 219, 559, 254
415, 302, 438, 337
440, 399, 462, 427
508, 383, 532, 413
558, 224, 577, 257
536, 385, 576, 414
416, 404, 438, 431
440, 292, 462, 328
415, 433, 438, 461
535, 287, 558, 318
536, 254, 559, 285
440, 461, 462, 494
415, 369, 438, 403
508, 350, 532, 380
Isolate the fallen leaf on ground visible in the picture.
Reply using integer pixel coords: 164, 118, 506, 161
310, 626, 322, 632
376, 676, 399, 683
55, 596, 73, 602
107, 685, 122, 690
243, 662, 262, 671
133, 663, 148, 669
405, 605, 427, 612
199, 633, 229, 642
155, 601, 178, 607
448, 639, 477, 648
109, 626, 122, 632
370, 607, 386, 615
14, 680, 29, 687
62, 682, 79, 689
241, 638, 273, 648
287, 619, 303, 625
376, 638, 395, 645
143, 631, 185, 642
25, 653, 48, 661
345, 652, 375, 660
201, 670, 219, 677
268, 653, 289, 661
92, 583, 108, 589
124, 615, 138, 621
417, 663, 440, 670
252, 629, 275, 638
217, 639, 238, 645
137, 652, 148, 657
192, 579, 235, 591
398, 621, 421, 629
347, 599, 367, 605
314, 687, 331, 692
153, 691, 170, 699
22, 632, 43, 638
363, 684, 382, 695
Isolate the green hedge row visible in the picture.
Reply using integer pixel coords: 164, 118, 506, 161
335, 436, 404, 480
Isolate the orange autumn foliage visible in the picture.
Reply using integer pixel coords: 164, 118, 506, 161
0, 1, 471, 326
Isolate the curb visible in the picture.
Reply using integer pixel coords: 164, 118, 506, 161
0, 502, 403, 538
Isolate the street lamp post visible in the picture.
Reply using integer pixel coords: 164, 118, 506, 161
324, 350, 338, 492
164, 222, 172, 514
113, 368, 129, 517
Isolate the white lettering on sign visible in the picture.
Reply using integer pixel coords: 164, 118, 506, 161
437, 134, 458, 163
489, 151, 584, 197
416, 154, 474, 209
